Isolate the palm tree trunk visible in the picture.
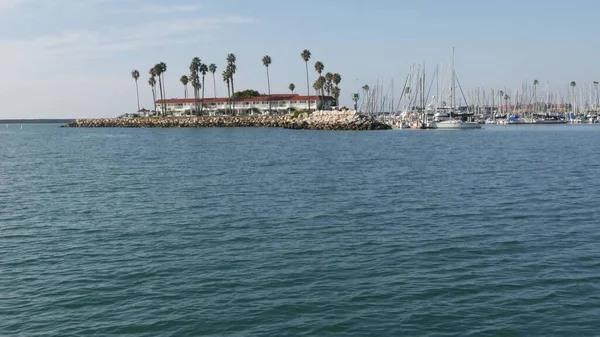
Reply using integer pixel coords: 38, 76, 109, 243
305, 61, 311, 111
212, 74, 217, 99
195, 88, 200, 115
135, 80, 140, 111
161, 74, 166, 114
226, 81, 231, 115
152, 87, 157, 113
201, 76, 206, 116
157, 77, 164, 116
230, 75, 235, 115
266, 67, 271, 114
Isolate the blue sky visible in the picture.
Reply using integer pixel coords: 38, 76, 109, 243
1, 0, 599, 118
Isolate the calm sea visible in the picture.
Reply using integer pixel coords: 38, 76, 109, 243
1, 124, 599, 336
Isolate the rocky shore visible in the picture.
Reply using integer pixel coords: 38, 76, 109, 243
64, 110, 391, 130
283, 110, 390, 130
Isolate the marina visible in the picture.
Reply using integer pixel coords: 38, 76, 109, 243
355, 49, 600, 129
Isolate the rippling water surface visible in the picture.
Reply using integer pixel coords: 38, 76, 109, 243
1, 124, 600, 336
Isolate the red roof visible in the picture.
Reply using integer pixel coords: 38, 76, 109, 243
156, 94, 333, 104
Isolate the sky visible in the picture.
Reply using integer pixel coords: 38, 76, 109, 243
1, 0, 599, 118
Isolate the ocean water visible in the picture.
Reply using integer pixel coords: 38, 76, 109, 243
1, 124, 599, 336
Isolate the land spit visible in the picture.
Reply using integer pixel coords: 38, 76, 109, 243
64, 110, 391, 131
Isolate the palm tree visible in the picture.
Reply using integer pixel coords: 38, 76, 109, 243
314, 77, 327, 109
570, 81, 577, 113
289, 83, 295, 94
331, 86, 340, 106
332, 73, 341, 87
317, 76, 326, 97
131, 70, 140, 111
199, 63, 209, 115
262, 55, 272, 114
313, 80, 322, 93
148, 76, 157, 113
325, 72, 333, 95
301, 49, 312, 110
180, 75, 189, 99
227, 53, 236, 113
314, 62, 325, 98
189, 57, 201, 114
226, 64, 236, 114
332, 73, 342, 104
222, 70, 231, 115
158, 62, 167, 114
504, 94, 510, 115
190, 73, 200, 115
499, 90, 504, 115
209, 63, 217, 98
152, 65, 165, 115
533, 79, 539, 113
314, 61, 324, 77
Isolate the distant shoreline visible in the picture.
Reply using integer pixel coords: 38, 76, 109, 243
1, 119, 76, 124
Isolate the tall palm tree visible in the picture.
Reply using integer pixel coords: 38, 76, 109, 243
301, 49, 312, 110
148, 76, 157, 113
499, 90, 504, 115
199, 63, 209, 115
190, 73, 200, 115
131, 70, 140, 111
504, 94, 510, 115
226, 63, 236, 114
209, 63, 217, 98
180, 75, 189, 99
152, 65, 165, 115
226, 53, 237, 113
262, 55, 272, 114
325, 72, 333, 95
314, 61, 324, 78
570, 81, 577, 113
314, 62, 325, 99
222, 70, 231, 115
533, 79, 539, 113
189, 57, 201, 114
158, 62, 167, 114
289, 83, 295, 94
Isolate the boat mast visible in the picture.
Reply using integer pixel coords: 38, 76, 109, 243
450, 47, 455, 118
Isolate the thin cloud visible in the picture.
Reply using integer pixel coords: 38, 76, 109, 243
3, 16, 256, 58
139, 4, 202, 14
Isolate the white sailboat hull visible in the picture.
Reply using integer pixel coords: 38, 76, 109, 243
432, 120, 482, 129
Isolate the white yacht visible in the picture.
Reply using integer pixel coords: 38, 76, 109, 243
434, 119, 481, 129
431, 48, 481, 130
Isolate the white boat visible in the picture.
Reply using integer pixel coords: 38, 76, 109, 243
430, 48, 481, 130
434, 119, 482, 129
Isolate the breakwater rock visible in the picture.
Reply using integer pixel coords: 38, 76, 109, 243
283, 110, 390, 130
64, 111, 391, 130
64, 116, 294, 128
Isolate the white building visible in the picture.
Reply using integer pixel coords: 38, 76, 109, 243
155, 94, 336, 116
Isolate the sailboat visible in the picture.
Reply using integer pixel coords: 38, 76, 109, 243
432, 48, 482, 130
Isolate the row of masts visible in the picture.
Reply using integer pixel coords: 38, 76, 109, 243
357, 68, 600, 117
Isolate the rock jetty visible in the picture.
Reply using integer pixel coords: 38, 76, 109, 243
64, 110, 391, 131
283, 110, 390, 130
